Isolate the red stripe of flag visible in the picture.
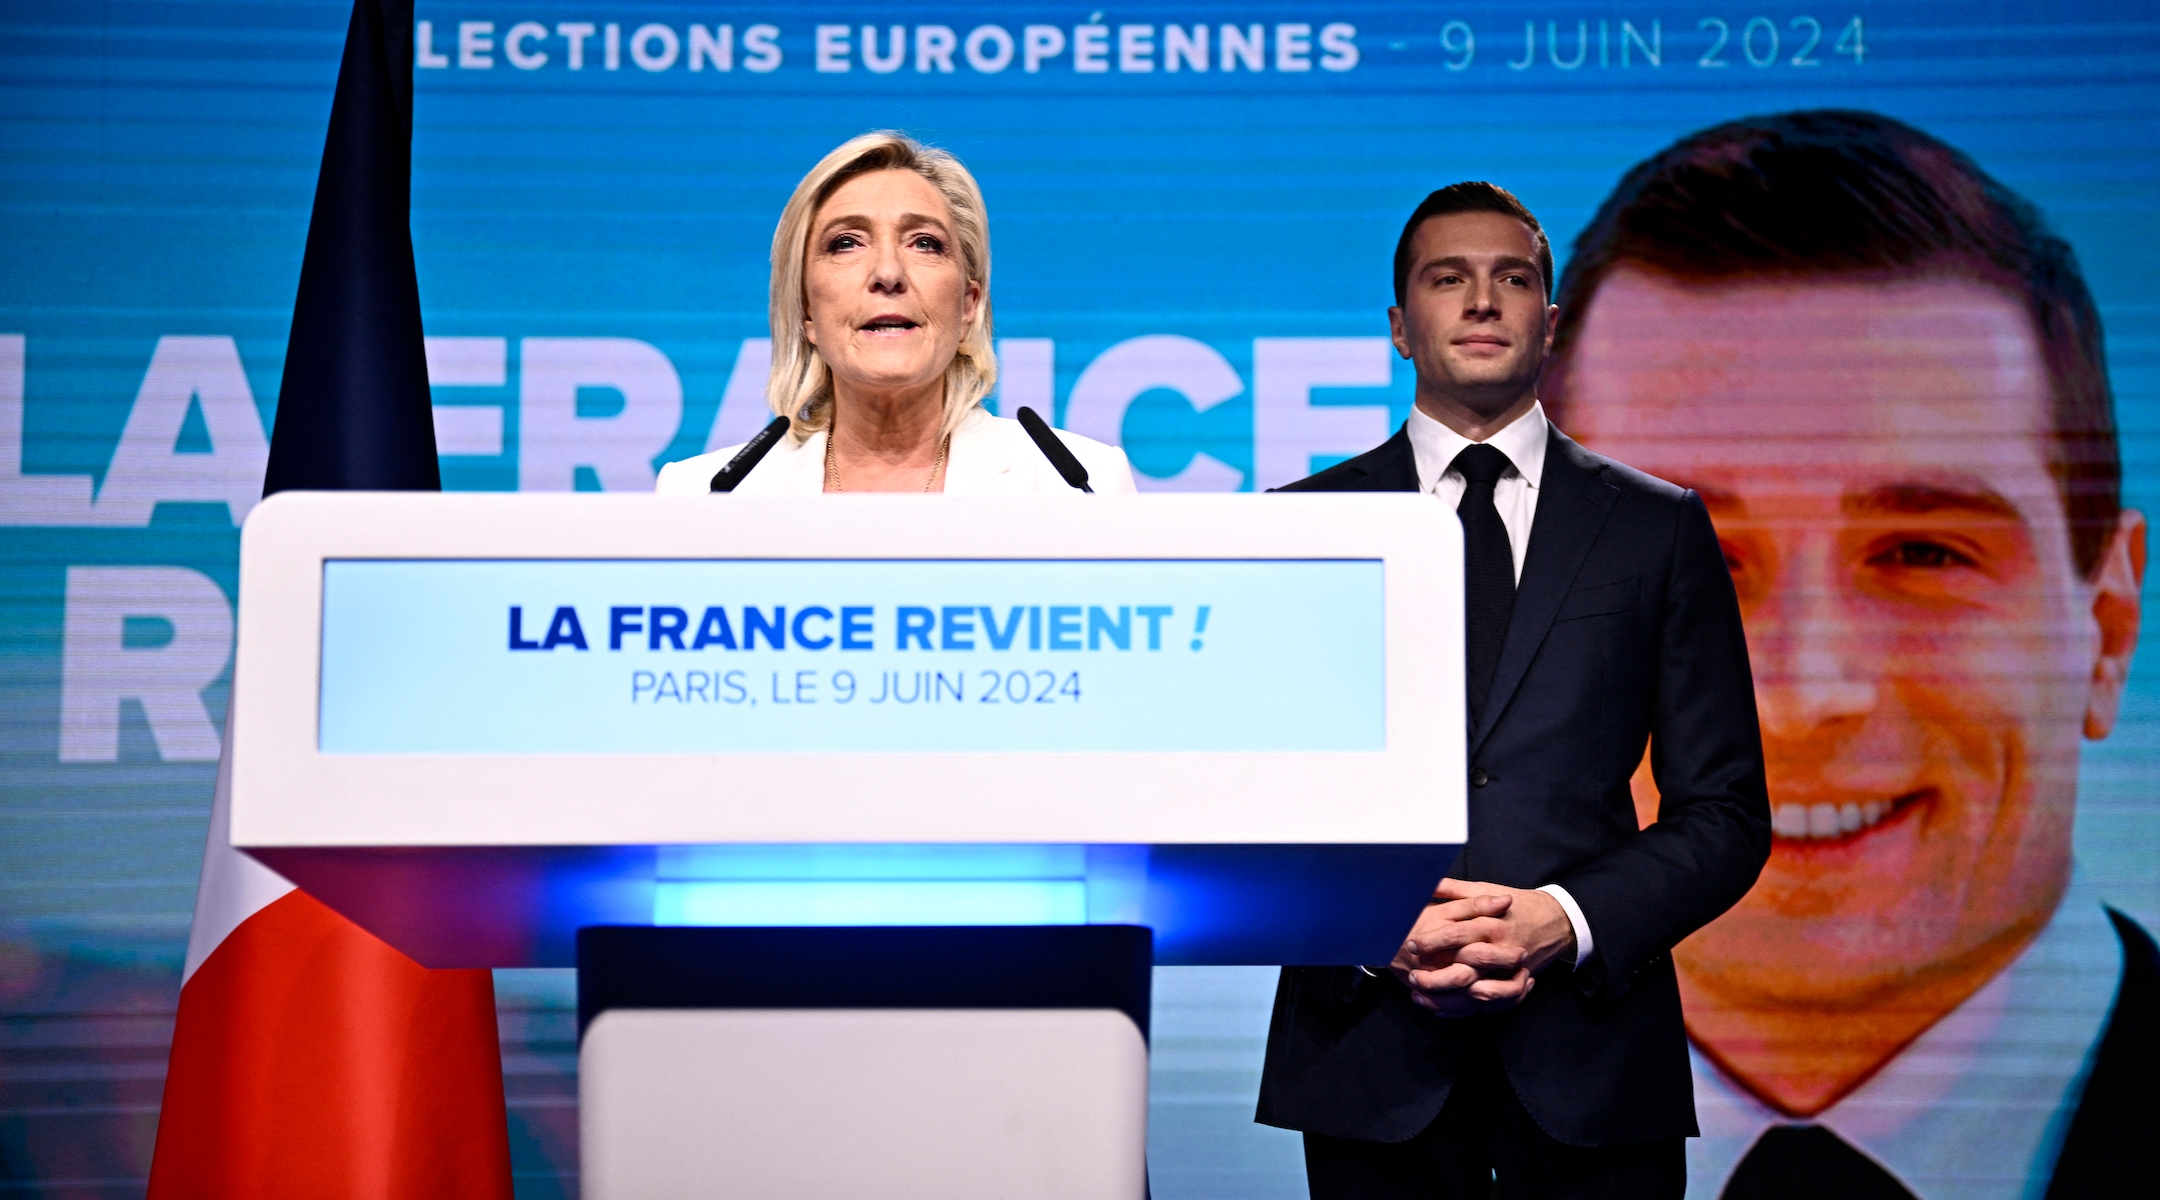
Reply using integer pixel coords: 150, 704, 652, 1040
150, 892, 511, 1198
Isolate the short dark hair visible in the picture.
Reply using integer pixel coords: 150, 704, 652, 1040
1393, 182, 1554, 306
1544, 109, 2119, 579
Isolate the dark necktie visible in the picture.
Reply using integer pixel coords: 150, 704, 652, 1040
1452, 443, 1515, 721
1721, 1125, 1919, 1200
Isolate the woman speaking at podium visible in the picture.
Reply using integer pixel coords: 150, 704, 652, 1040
657, 132, 1136, 495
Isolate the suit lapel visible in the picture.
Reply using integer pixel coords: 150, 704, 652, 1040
2045, 908, 2160, 1198
1470, 429, 1618, 754
1349, 426, 1420, 491
940, 407, 1013, 493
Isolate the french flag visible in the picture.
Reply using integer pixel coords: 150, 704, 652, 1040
148, 2, 513, 1194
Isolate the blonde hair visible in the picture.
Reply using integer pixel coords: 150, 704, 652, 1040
768, 131, 995, 443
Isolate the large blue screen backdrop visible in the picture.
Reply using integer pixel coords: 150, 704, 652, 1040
3, 2, 2157, 1196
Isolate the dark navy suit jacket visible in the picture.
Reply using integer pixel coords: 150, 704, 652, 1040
2046, 908, 2159, 1195
1256, 423, 1772, 1147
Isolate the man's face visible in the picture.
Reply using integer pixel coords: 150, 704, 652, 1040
1566, 270, 2142, 1056
1389, 212, 1556, 407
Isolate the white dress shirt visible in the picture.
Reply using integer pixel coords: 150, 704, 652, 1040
1405, 399, 1549, 583
1686, 871, 2122, 1199
1404, 400, 1593, 969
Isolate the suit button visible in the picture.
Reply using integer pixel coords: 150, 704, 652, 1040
1470, 767, 1489, 788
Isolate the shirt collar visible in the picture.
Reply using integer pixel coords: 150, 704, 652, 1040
1686, 868, 2122, 1198
1405, 400, 1550, 495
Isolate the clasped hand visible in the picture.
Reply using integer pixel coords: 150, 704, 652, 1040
1389, 878, 1577, 1017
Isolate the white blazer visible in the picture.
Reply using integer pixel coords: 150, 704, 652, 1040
654, 405, 1139, 496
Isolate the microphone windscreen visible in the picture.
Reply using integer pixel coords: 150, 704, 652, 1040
1015, 406, 1091, 492
708, 415, 792, 493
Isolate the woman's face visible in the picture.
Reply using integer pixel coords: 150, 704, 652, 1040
802, 168, 981, 403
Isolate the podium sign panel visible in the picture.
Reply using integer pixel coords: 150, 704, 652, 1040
230, 492, 1465, 965
318, 558, 1385, 755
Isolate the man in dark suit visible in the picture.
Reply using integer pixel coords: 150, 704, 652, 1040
1256, 182, 1772, 1199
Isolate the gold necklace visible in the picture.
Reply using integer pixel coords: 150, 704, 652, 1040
824, 428, 951, 492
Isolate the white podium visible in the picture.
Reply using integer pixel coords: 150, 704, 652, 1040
224, 491, 1467, 1198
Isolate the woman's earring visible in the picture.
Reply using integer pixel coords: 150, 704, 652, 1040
798, 402, 815, 422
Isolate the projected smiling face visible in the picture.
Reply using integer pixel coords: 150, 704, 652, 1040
1564, 267, 2143, 1113
802, 168, 981, 405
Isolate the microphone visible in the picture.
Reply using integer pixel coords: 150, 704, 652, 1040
1015, 406, 1093, 493
708, 415, 792, 492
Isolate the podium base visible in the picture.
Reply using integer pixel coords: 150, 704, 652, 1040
577, 926, 1153, 1200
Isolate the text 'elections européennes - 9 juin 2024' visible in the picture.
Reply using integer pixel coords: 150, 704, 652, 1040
413, 15, 1864, 79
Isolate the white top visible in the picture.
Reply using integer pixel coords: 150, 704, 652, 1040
1688, 871, 2122, 1199
656, 405, 1139, 496
1404, 399, 1549, 584
1402, 399, 1589, 965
